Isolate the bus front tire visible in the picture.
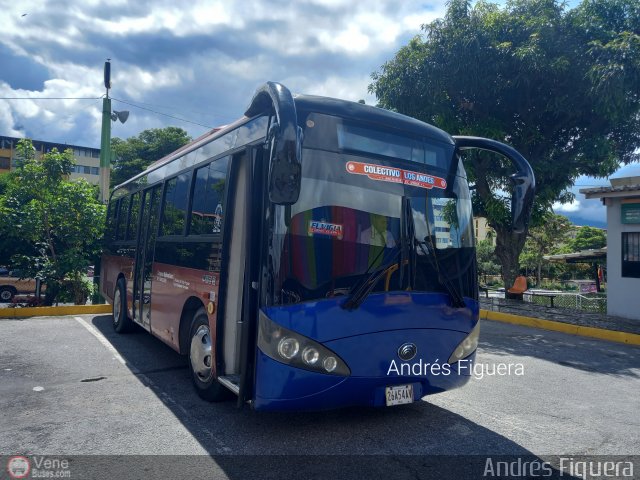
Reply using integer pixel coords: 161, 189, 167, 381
113, 279, 133, 333
189, 308, 231, 402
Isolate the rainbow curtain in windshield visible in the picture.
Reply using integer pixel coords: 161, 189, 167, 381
281, 206, 400, 291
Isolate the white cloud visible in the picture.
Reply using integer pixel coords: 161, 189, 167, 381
301, 74, 376, 104
0, 0, 447, 148
553, 199, 581, 213
551, 175, 611, 226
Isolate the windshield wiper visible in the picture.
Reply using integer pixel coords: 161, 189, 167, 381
415, 239, 465, 307
420, 208, 466, 308
342, 243, 401, 311
403, 196, 416, 291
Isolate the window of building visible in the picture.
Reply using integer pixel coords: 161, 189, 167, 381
160, 172, 191, 236
189, 157, 230, 235
91, 167, 99, 175
0, 157, 10, 169
622, 232, 640, 278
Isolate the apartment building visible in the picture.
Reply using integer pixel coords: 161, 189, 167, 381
474, 216, 495, 244
0, 135, 100, 184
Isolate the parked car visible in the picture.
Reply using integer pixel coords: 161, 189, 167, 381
0, 270, 42, 302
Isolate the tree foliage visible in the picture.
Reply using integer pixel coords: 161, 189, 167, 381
519, 213, 571, 285
0, 140, 106, 305
370, 0, 640, 287
477, 239, 501, 283
568, 226, 607, 251
111, 127, 191, 187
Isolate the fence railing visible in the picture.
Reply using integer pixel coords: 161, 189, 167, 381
524, 290, 607, 313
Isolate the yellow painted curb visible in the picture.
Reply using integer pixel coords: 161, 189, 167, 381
480, 309, 640, 346
0, 304, 111, 318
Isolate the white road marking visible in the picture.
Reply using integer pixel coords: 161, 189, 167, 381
73, 316, 129, 368
33, 386, 44, 391
72, 315, 232, 453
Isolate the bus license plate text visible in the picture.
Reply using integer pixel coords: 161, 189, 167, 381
385, 384, 414, 406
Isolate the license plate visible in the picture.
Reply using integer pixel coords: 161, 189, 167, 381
385, 384, 414, 406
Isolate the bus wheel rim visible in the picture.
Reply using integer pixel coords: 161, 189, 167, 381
190, 325, 213, 382
113, 289, 121, 324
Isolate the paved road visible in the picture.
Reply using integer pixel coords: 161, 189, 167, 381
1, 315, 638, 478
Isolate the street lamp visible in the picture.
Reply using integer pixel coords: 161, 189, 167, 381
99, 60, 129, 203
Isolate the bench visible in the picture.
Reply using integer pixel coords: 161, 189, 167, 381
528, 292, 558, 308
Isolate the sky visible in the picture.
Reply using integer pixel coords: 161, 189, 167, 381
0, 0, 439, 143
0, 0, 635, 228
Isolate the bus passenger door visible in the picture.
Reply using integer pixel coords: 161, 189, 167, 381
133, 185, 161, 330
237, 145, 266, 406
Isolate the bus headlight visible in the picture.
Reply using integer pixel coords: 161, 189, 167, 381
323, 356, 338, 372
258, 311, 350, 376
448, 321, 480, 364
277, 337, 300, 360
302, 347, 320, 365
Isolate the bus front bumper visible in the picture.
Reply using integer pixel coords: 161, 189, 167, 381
252, 349, 476, 412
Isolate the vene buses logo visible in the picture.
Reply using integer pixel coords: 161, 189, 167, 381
7, 456, 30, 479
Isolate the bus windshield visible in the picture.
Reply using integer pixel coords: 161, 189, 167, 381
271, 112, 476, 306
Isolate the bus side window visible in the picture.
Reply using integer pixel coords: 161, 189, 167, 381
105, 201, 116, 244
127, 192, 141, 241
160, 172, 191, 236
189, 157, 229, 235
116, 196, 130, 242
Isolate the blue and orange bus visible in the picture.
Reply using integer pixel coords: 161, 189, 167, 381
101, 82, 534, 411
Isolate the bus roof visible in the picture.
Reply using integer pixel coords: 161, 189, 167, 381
113, 92, 454, 192
293, 94, 454, 146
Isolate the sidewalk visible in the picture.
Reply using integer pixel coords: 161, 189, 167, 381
480, 296, 640, 338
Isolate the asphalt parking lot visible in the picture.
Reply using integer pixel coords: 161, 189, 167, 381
1, 314, 638, 478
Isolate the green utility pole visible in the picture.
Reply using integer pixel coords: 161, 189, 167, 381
99, 60, 112, 204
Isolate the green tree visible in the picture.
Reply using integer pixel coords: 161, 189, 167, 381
111, 127, 191, 187
568, 226, 607, 251
0, 146, 37, 266
0, 139, 106, 305
519, 213, 571, 285
477, 239, 501, 283
370, 0, 640, 288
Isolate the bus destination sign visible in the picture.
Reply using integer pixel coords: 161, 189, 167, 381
345, 161, 447, 190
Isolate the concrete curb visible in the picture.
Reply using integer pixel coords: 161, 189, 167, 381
0, 304, 111, 318
2, 305, 637, 346
481, 309, 640, 346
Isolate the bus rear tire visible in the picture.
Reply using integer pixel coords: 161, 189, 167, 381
189, 308, 231, 402
113, 278, 133, 333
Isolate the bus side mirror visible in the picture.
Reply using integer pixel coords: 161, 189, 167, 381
266, 122, 302, 205
245, 81, 302, 206
453, 136, 535, 234
510, 169, 535, 233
